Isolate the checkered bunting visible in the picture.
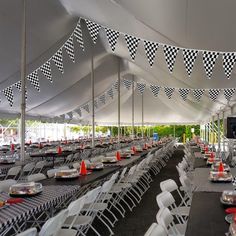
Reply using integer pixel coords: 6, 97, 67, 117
192, 89, 205, 102
208, 89, 220, 101
13, 81, 27, 100
164, 87, 175, 99
40, 61, 52, 82
202, 51, 219, 79
182, 49, 198, 77
163, 45, 179, 73
64, 36, 75, 62
3, 86, 13, 106
94, 99, 98, 109
67, 112, 73, 119
222, 52, 236, 79
123, 79, 132, 90
75, 108, 82, 117
178, 88, 190, 101
150, 84, 160, 97
52, 48, 64, 73
136, 82, 146, 94
27, 70, 40, 92
113, 80, 119, 91
85, 19, 101, 44
73, 20, 84, 51
224, 88, 236, 101
143, 40, 159, 67
125, 35, 140, 60
105, 28, 120, 51
107, 88, 114, 99
83, 103, 90, 113
99, 94, 106, 104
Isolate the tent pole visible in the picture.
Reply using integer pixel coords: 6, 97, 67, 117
141, 94, 144, 139
91, 46, 95, 148
222, 111, 225, 151
217, 113, 220, 151
117, 58, 120, 144
132, 75, 134, 139
20, 0, 26, 163
212, 116, 214, 146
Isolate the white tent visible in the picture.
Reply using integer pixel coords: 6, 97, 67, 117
0, 0, 236, 125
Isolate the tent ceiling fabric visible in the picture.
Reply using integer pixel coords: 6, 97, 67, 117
0, 0, 235, 124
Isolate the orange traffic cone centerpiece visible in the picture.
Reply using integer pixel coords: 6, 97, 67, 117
80, 160, 87, 175
116, 151, 121, 161
10, 143, 15, 152
57, 146, 62, 154
218, 161, 224, 172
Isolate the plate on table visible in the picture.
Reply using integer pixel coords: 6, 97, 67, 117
55, 169, 80, 180
86, 163, 104, 171
221, 191, 236, 206
102, 157, 118, 164
211, 163, 230, 172
209, 171, 233, 182
9, 182, 43, 197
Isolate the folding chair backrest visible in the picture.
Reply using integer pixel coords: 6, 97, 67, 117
47, 169, 59, 178
156, 191, 175, 209
16, 227, 37, 236
6, 166, 21, 179
144, 223, 167, 236
34, 161, 45, 172
156, 207, 173, 234
67, 195, 86, 217
85, 186, 102, 204
23, 162, 35, 174
118, 167, 127, 182
27, 173, 46, 182
160, 179, 178, 193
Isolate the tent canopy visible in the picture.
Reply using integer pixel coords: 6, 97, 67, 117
0, 0, 235, 125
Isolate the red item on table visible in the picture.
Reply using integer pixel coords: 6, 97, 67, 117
210, 152, 214, 160
10, 143, 14, 152
218, 161, 224, 172
80, 160, 87, 175
225, 208, 236, 214
116, 151, 121, 161
57, 146, 62, 154
6, 198, 24, 204
205, 146, 209, 152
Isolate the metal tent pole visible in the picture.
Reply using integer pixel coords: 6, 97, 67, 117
222, 111, 225, 151
212, 116, 214, 146
20, 0, 26, 163
217, 113, 220, 151
117, 59, 121, 144
132, 76, 134, 139
141, 94, 144, 138
91, 47, 95, 148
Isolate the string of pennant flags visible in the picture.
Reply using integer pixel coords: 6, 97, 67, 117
2, 17, 236, 108
65, 78, 236, 119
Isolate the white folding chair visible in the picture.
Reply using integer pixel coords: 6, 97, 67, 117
144, 223, 167, 236
32, 161, 46, 174
5, 166, 21, 180
16, 228, 37, 236
0, 179, 17, 192
27, 173, 46, 182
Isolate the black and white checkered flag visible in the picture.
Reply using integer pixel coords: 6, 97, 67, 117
224, 88, 236, 101
3, 86, 13, 107
144, 40, 159, 67
113, 80, 118, 91
94, 99, 98, 109
75, 108, 82, 117
40, 61, 52, 83
136, 82, 146, 94
150, 84, 160, 97
125, 35, 140, 60
85, 19, 101, 44
52, 48, 64, 73
107, 88, 114, 99
163, 45, 179, 73
208, 89, 220, 101
64, 36, 75, 62
222, 52, 236, 79
164, 87, 175, 99
67, 112, 73, 119
182, 49, 198, 77
99, 94, 106, 104
13, 81, 27, 100
73, 19, 84, 51
192, 89, 204, 102
178, 88, 190, 101
202, 51, 219, 79
123, 79, 132, 90
83, 103, 90, 113
27, 70, 40, 92
105, 28, 119, 51
232, 176, 236, 186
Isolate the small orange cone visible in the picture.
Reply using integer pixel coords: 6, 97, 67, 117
218, 161, 224, 172
116, 151, 121, 161
10, 143, 15, 152
57, 146, 62, 154
80, 160, 87, 175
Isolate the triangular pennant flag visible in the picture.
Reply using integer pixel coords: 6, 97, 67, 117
105, 28, 119, 51
136, 82, 146, 94
182, 49, 198, 77
125, 35, 140, 60
85, 19, 101, 44
3, 86, 13, 106
192, 89, 204, 102
52, 48, 64, 73
202, 51, 219, 79
178, 88, 190, 101
27, 70, 40, 92
75, 108, 82, 117
94, 99, 98, 109
222, 52, 236, 79
99, 94, 106, 104
83, 103, 90, 113
107, 88, 114, 99
163, 45, 179, 73
64, 36, 75, 62
123, 79, 132, 90
40, 61, 52, 82
144, 40, 159, 67
73, 19, 84, 50
150, 84, 160, 97
224, 88, 236, 101
113, 80, 118, 91
208, 89, 220, 101
164, 87, 175, 99
67, 112, 73, 119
